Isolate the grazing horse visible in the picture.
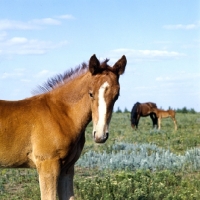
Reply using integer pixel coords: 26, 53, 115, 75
152, 108, 177, 130
0, 54, 126, 200
131, 102, 158, 129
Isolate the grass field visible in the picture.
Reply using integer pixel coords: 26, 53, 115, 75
0, 112, 200, 199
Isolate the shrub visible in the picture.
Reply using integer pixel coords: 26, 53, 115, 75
76, 142, 200, 172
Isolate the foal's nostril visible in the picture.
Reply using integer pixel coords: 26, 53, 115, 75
106, 132, 109, 140
93, 131, 96, 138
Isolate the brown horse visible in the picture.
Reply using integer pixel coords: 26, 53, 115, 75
152, 108, 177, 130
131, 102, 158, 129
0, 54, 126, 200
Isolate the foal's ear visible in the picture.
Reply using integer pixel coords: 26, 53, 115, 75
89, 54, 100, 75
113, 55, 127, 75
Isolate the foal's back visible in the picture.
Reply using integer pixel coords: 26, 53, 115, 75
155, 109, 175, 118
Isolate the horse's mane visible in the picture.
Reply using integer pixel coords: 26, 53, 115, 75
131, 102, 141, 123
131, 102, 140, 113
32, 59, 110, 95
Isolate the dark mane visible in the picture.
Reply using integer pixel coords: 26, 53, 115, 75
32, 59, 110, 95
131, 102, 140, 124
32, 63, 88, 95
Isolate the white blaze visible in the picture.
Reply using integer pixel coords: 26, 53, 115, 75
94, 81, 109, 138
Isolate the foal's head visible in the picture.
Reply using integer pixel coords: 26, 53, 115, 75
88, 54, 126, 143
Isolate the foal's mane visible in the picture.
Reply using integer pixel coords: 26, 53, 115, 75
32, 59, 110, 95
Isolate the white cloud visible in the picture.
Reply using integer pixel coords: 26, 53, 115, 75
8, 37, 28, 44
33, 70, 56, 81
0, 36, 68, 56
35, 70, 50, 77
0, 14, 73, 31
0, 15, 70, 56
57, 14, 75, 20
20, 79, 31, 82
156, 72, 200, 82
156, 76, 171, 81
108, 48, 185, 63
0, 19, 37, 31
0, 15, 72, 57
0, 31, 7, 40
163, 21, 200, 30
31, 18, 61, 25
181, 39, 200, 49
0, 71, 23, 79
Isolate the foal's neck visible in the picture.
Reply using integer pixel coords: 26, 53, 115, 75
53, 71, 92, 127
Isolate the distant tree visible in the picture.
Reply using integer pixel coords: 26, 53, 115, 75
176, 107, 196, 114
168, 106, 173, 110
176, 107, 187, 113
189, 108, 196, 114
182, 106, 188, 113
176, 108, 180, 113
116, 107, 122, 113
124, 107, 130, 113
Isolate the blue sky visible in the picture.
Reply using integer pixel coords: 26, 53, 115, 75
0, 0, 199, 111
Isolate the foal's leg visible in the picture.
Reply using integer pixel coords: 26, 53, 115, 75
158, 118, 161, 130
36, 159, 60, 200
58, 133, 85, 200
172, 117, 177, 130
58, 165, 75, 200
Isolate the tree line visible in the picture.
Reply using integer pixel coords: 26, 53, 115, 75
115, 106, 197, 114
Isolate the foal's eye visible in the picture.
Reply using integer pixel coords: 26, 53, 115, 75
89, 92, 94, 98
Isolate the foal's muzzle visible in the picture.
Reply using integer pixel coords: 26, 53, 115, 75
93, 131, 109, 143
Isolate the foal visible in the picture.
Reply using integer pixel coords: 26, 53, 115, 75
0, 54, 127, 200
152, 108, 177, 130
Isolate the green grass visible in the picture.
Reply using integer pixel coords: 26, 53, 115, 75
84, 112, 200, 155
74, 169, 200, 200
1, 112, 200, 199
0, 169, 40, 199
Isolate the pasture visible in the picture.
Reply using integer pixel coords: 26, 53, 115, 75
1, 112, 200, 199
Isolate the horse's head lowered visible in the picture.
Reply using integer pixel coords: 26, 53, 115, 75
88, 54, 126, 143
